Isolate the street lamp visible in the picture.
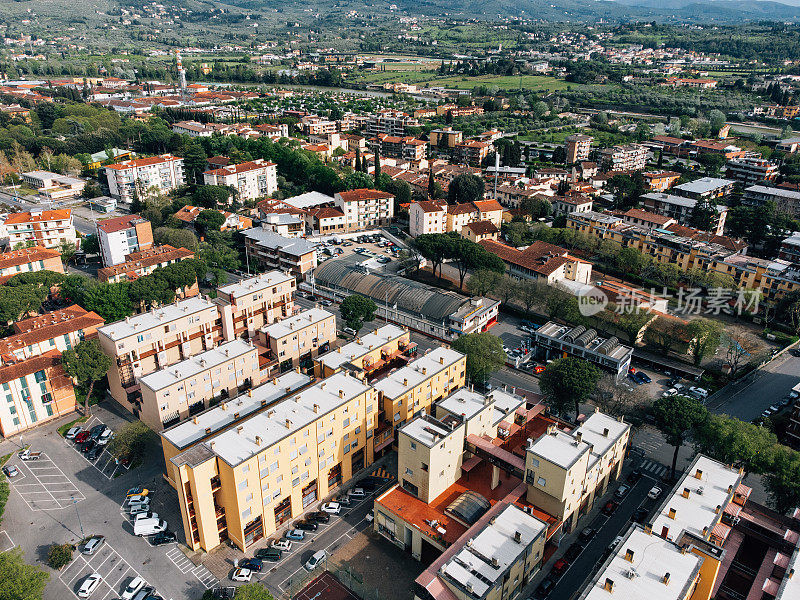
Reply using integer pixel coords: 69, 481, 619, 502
72, 496, 84, 539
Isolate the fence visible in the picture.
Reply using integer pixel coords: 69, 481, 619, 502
280, 560, 392, 600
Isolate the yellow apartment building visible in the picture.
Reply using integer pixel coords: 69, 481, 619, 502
160, 370, 312, 487
138, 339, 261, 431
258, 308, 337, 375
170, 371, 378, 551
525, 409, 630, 533
314, 324, 413, 379
98, 296, 225, 410
215, 271, 296, 340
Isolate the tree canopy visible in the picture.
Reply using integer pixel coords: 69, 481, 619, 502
451, 332, 505, 384
447, 173, 485, 205
61, 339, 112, 414
0, 548, 49, 600
538, 357, 602, 419
653, 395, 708, 478
339, 295, 377, 331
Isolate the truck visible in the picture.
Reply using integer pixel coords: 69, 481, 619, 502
133, 517, 168, 537
18, 449, 41, 461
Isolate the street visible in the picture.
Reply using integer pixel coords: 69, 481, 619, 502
0, 188, 97, 236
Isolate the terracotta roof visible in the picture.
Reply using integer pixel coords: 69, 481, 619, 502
0, 246, 61, 269
643, 171, 681, 179
206, 155, 230, 166
414, 201, 446, 214
97, 214, 148, 234
204, 160, 275, 176
5, 209, 71, 224
473, 199, 503, 213
479, 239, 579, 276
302, 144, 330, 152
97, 245, 194, 279
0, 306, 104, 356
173, 205, 203, 223
337, 188, 394, 202
447, 202, 477, 216
623, 208, 673, 225
465, 220, 499, 235
105, 155, 181, 170
309, 206, 345, 220
0, 349, 65, 385
558, 194, 593, 206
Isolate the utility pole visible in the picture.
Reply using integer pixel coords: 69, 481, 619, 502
72, 496, 84, 539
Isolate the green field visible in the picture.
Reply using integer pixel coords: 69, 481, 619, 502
352, 69, 589, 92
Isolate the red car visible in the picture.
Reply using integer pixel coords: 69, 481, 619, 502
75, 431, 91, 443
552, 559, 570, 578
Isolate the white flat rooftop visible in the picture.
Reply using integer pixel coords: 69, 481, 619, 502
261, 308, 334, 340
400, 415, 456, 447
202, 370, 371, 466
528, 428, 591, 470
316, 324, 407, 371
217, 271, 293, 300
161, 370, 311, 450
674, 177, 733, 195
651, 454, 742, 544
437, 388, 492, 422
282, 191, 336, 209
579, 526, 702, 600
372, 347, 464, 401
139, 339, 255, 393
575, 411, 630, 461
99, 296, 217, 341
441, 504, 547, 598
486, 389, 528, 426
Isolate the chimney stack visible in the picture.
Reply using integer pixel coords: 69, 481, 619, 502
668, 508, 676, 520
624, 549, 634, 562
662, 573, 670, 586
695, 469, 703, 479
603, 578, 614, 593
682, 487, 691, 499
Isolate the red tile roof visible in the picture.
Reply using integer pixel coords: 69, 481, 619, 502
465, 220, 499, 235
97, 214, 149, 234
0, 306, 104, 356
173, 205, 203, 223
5, 209, 71, 224
623, 208, 673, 225
0, 349, 66, 385
337, 188, 394, 202
473, 199, 503, 213
97, 245, 194, 280
204, 160, 275, 176
479, 239, 582, 276
414, 201, 446, 214
447, 202, 477, 216
105, 155, 181, 170
0, 246, 61, 269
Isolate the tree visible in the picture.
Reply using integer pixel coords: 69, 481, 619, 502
764, 447, 800, 514
694, 414, 777, 473
59, 241, 77, 265
107, 420, 158, 465
708, 109, 727, 135
687, 318, 723, 366
230, 584, 275, 600
551, 146, 567, 164
591, 375, 646, 418
688, 199, 717, 231
339, 294, 377, 331
467, 268, 503, 296
0, 548, 49, 600
413, 234, 453, 279
616, 247, 646, 282
195, 210, 226, 234
615, 312, 652, 345
724, 331, 757, 378
81, 234, 100, 256
447, 173, 484, 205
451, 332, 505, 385
154, 227, 199, 252
193, 185, 233, 208
520, 195, 552, 219
61, 339, 112, 415
374, 153, 381, 182
0, 285, 45, 324
496, 275, 520, 305
445, 234, 505, 290
653, 395, 707, 479
47, 543, 74, 570
343, 170, 373, 190
539, 357, 602, 420
182, 142, 207, 184
644, 318, 686, 355
81, 282, 134, 322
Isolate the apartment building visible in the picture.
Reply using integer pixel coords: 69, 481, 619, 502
98, 296, 225, 409
525, 410, 631, 532
641, 193, 728, 235
725, 157, 779, 186
0, 305, 105, 437
673, 177, 734, 201
172, 121, 214, 137
429, 127, 463, 149
552, 194, 593, 217
642, 170, 681, 192
333, 189, 395, 231
260, 213, 304, 238
105, 154, 185, 203
372, 135, 427, 162
202, 159, 278, 202
160, 369, 311, 486
215, 271, 296, 340
300, 116, 337, 136
599, 144, 648, 172
742, 185, 800, 217
98, 214, 154, 267
97, 244, 196, 284
409, 201, 447, 237
462, 221, 499, 243
454, 141, 491, 166
138, 339, 261, 431
780, 231, 800, 266
257, 308, 336, 374
0, 246, 63, 283
305, 207, 347, 235
315, 324, 413, 380
479, 240, 592, 287
171, 371, 378, 551
21, 170, 86, 199
241, 228, 318, 277
565, 134, 592, 164
494, 186, 555, 209
365, 111, 420, 137
5, 209, 76, 249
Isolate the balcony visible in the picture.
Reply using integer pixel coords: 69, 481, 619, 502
210, 476, 221, 492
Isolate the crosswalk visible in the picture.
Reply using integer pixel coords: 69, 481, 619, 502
165, 547, 194, 574
371, 467, 394, 480
192, 564, 218, 589
640, 459, 668, 479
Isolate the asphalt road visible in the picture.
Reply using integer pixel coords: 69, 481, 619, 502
706, 351, 800, 421
0, 189, 96, 236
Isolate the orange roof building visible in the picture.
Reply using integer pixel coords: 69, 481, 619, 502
97, 244, 196, 286
5, 209, 76, 250
0, 246, 64, 283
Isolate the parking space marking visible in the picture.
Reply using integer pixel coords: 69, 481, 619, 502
166, 547, 195, 574
0, 530, 14, 552
11, 452, 84, 511
58, 542, 151, 600
63, 418, 127, 480
192, 564, 218, 589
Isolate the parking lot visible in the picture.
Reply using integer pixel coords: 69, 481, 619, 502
62, 416, 130, 480
7, 452, 85, 511
314, 233, 403, 273
58, 541, 152, 600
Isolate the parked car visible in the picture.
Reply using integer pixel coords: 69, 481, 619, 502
564, 543, 584, 562
607, 536, 624, 553
121, 577, 146, 600
635, 372, 652, 384
308, 511, 330, 523
319, 300, 333, 307
271, 539, 292, 552
627, 372, 642, 385
126, 487, 149, 498
231, 568, 252, 582
128, 495, 150, 508
602, 501, 619, 516
662, 388, 678, 398
82, 536, 106, 555
90, 424, 107, 440
3, 465, 19, 478
614, 484, 631, 499
97, 430, 113, 446
239, 558, 263, 572
150, 531, 176, 546
343, 327, 357, 336
66, 426, 83, 439
86, 446, 102, 460
534, 577, 555, 598
305, 549, 327, 571
285, 529, 305, 541
337, 495, 352, 507
75, 431, 91, 443
348, 488, 366, 499
131, 587, 155, 600
321, 502, 341, 514
689, 386, 709, 399
578, 527, 596, 543
77, 573, 102, 598
256, 547, 282, 561
18, 449, 41, 460
551, 559, 569, 578
648, 486, 662, 500
134, 512, 159, 522
627, 469, 642, 483
366, 509, 374, 524
80, 440, 96, 454
130, 505, 153, 517
295, 520, 318, 531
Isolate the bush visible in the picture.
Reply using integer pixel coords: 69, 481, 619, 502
47, 544, 73, 570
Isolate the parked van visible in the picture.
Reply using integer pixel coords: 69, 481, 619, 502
305, 549, 327, 571
133, 518, 167, 537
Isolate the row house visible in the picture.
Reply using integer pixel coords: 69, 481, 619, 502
241, 228, 318, 278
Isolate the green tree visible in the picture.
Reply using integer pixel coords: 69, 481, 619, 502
466, 268, 503, 296
193, 185, 233, 208
343, 170, 373, 190
764, 447, 800, 514
182, 142, 208, 184
59, 240, 77, 265
688, 199, 717, 231
195, 210, 226, 234
230, 584, 274, 600
81, 282, 134, 322
616, 247, 646, 282
0, 548, 49, 600
694, 414, 777, 473
520, 196, 552, 219
413, 234, 454, 279
451, 332, 505, 386
447, 173, 485, 205
107, 420, 158, 465
708, 109, 727, 135
653, 395, 708, 479
61, 339, 112, 414
47, 544, 73, 570
687, 318, 723, 366
81, 234, 100, 256
539, 357, 602, 420
0, 285, 45, 324
339, 294, 377, 331
153, 227, 199, 252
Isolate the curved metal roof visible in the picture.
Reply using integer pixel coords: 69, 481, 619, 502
313, 259, 468, 321
446, 491, 490, 525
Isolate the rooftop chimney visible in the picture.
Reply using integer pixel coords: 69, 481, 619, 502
236, 426, 243, 434
439, 356, 444, 364
662, 573, 670, 586
624, 549, 634, 562
668, 508, 676, 520
285, 419, 292, 429
255, 436, 262, 446
702, 526, 709, 537
682, 488, 691, 499
695, 468, 703, 480
602, 427, 609, 437
339, 390, 344, 399
661, 525, 669, 539
513, 531, 521, 543
603, 578, 614, 593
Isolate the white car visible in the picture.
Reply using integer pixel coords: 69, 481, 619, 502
66, 426, 83, 439
231, 568, 252, 582
662, 388, 678, 398
97, 430, 113, 446
134, 512, 158, 522
648, 486, 662, 500
77, 573, 102, 598
129, 505, 152, 516
689, 386, 709, 399
321, 502, 341, 515
127, 495, 150, 508
365, 510, 374, 524
348, 488, 366, 499
121, 577, 146, 600
271, 539, 292, 552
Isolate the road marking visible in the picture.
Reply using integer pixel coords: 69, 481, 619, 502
11, 452, 84, 511
0, 531, 14, 552
166, 547, 195, 574
192, 564, 218, 589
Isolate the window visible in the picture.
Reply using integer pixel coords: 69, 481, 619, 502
270, 461, 279, 472
405, 468, 413, 476
529, 458, 540, 468
245, 492, 253, 502
292, 477, 300, 487
242, 464, 250, 474
537, 477, 547, 487
241, 508, 251, 519
410, 441, 416, 450
238, 480, 248, 490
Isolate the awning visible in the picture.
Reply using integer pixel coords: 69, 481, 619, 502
461, 456, 482, 473
724, 503, 742, 518
712, 522, 731, 543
